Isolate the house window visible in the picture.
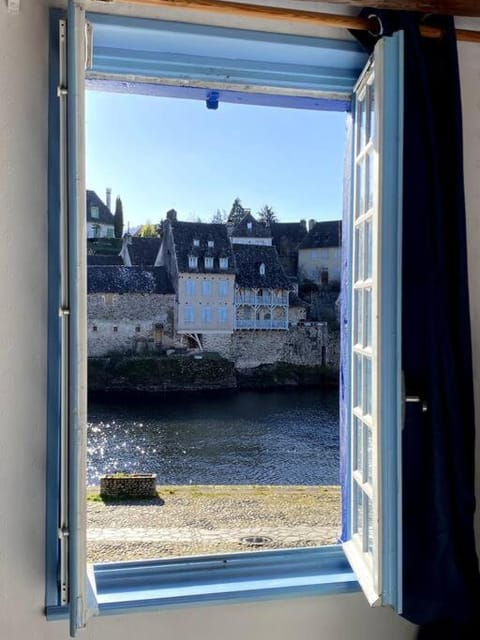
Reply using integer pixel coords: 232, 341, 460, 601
106, 228, 114, 238
205, 256, 214, 269
186, 279, 196, 296
184, 307, 195, 324
219, 257, 228, 270
203, 306, 212, 323
92, 325, 97, 332
188, 255, 198, 269
321, 268, 329, 285
91, 205, 99, 219
193, 239, 200, 247
113, 326, 118, 332
207, 240, 214, 248
218, 280, 229, 296
259, 263, 266, 275
135, 326, 141, 333
202, 280, 213, 296
218, 307, 228, 323
247, 221, 252, 230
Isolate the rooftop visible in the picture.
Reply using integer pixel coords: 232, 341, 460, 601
88, 266, 174, 294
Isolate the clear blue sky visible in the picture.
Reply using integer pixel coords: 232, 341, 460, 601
86, 90, 347, 229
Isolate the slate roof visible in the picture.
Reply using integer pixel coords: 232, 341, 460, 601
87, 255, 123, 266
127, 237, 162, 267
170, 221, 236, 274
231, 212, 271, 239
298, 220, 342, 250
88, 266, 174, 294
271, 222, 308, 254
232, 245, 292, 289
86, 190, 115, 226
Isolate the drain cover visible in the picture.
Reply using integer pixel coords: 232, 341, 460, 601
240, 536, 273, 547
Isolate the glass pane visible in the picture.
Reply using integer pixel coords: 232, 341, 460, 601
354, 289, 362, 346
364, 287, 372, 348
363, 356, 372, 416
366, 495, 374, 555
354, 417, 363, 472
354, 225, 364, 282
366, 151, 374, 212
358, 94, 366, 151
356, 161, 365, 218
368, 82, 375, 143
354, 353, 363, 409
354, 482, 364, 539
365, 219, 372, 279
366, 426, 373, 485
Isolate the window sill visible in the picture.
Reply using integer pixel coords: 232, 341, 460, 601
46, 546, 359, 620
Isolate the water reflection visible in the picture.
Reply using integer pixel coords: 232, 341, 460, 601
87, 388, 339, 486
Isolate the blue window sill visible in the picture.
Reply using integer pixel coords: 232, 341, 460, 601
46, 546, 359, 620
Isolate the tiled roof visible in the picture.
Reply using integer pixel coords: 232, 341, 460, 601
86, 190, 115, 226
231, 212, 271, 239
271, 222, 308, 254
88, 266, 174, 294
127, 237, 162, 266
171, 221, 236, 274
298, 220, 342, 250
232, 244, 292, 289
87, 255, 123, 266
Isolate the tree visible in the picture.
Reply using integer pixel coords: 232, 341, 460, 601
258, 204, 277, 226
227, 197, 245, 224
138, 221, 159, 237
114, 196, 124, 238
211, 208, 227, 224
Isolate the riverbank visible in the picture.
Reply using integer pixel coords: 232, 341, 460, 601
88, 354, 338, 397
87, 484, 341, 562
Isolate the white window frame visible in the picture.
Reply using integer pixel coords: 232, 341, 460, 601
46, 5, 403, 631
219, 257, 228, 270
188, 255, 198, 269
205, 256, 214, 269
90, 205, 99, 219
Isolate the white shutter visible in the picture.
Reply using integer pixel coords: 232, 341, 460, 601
343, 32, 404, 612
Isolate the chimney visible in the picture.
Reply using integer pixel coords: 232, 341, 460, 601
300, 219, 307, 230
166, 209, 177, 223
106, 187, 112, 211
308, 218, 316, 231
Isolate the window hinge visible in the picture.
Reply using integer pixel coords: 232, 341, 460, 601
7, 0, 20, 14
59, 306, 70, 317
58, 525, 70, 539
57, 86, 68, 98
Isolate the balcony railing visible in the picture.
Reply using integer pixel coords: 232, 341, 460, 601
235, 294, 288, 306
235, 319, 288, 330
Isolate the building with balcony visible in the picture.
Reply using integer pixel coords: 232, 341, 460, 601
232, 244, 292, 330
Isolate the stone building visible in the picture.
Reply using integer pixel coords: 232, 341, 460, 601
157, 216, 236, 345
87, 266, 175, 356
270, 221, 308, 277
86, 189, 115, 239
298, 220, 342, 285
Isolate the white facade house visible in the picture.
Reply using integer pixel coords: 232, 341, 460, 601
1, 3, 480, 640
86, 189, 115, 238
298, 221, 342, 285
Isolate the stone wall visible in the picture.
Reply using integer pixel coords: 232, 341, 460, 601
88, 293, 176, 356
202, 323, 339, 371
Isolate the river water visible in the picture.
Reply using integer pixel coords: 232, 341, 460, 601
87, 388, 339, 486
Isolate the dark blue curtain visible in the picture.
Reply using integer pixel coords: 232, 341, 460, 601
351, 10, 480, 634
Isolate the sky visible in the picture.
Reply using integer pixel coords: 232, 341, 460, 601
86, 90, 347, 229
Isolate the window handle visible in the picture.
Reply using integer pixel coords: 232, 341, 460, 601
404, 396, 428, 413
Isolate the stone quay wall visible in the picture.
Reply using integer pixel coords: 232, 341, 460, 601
202, 323, 339, 371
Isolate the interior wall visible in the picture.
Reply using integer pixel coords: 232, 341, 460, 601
0, 1, 478, 639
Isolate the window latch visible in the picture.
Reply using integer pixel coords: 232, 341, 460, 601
57, 86, 68, 98
58, 525, 69, 539
59, 306, 70, 317
405, 396, 428, 413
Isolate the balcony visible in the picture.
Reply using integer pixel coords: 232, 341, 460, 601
235, 319, 288, 330
235, 294, 288, 306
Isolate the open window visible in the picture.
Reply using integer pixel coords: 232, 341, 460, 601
46, 4, 403, 634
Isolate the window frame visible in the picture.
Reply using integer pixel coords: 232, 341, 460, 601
45, 5, 402, 630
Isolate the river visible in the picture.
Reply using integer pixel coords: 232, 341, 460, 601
87, 387, 339, 486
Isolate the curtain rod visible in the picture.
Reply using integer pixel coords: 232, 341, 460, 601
96, 0, 480, 43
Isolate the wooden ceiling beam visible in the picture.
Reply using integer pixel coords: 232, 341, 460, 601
313, 1, 480, 18
96, 1, 480, 42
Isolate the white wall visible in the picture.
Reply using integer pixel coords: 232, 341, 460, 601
1, 2, 479, 639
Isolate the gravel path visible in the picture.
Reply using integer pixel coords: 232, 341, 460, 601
87, 485, 341, 563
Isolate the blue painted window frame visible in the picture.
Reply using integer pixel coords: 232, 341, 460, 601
45, 6, 402, 626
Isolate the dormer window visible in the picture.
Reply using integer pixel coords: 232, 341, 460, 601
188, 255, 198, 268
259, 262, 266, 276
247, 222, 252, 230
207, 240, 214, 248
91, 206, 99, 219
193, 239, 200, 247
205, 256, 214, 269
219, 257, 228, 270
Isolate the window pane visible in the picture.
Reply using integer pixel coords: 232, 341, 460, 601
354, 482, 364, 539
354, 225, 364, 282
368, 82, 375, 143
363, 356, 372, 416
356, 161, 365, 219
366, 151, 374, 212
354, 289, 362, 346
366, 426, 373, 485
357, 93, 366, 151
366, 495, 374, 556
364, 287, 372, 348
354, 417, 363, 472
354, 353, 363, 409
364, 219, 372, 279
